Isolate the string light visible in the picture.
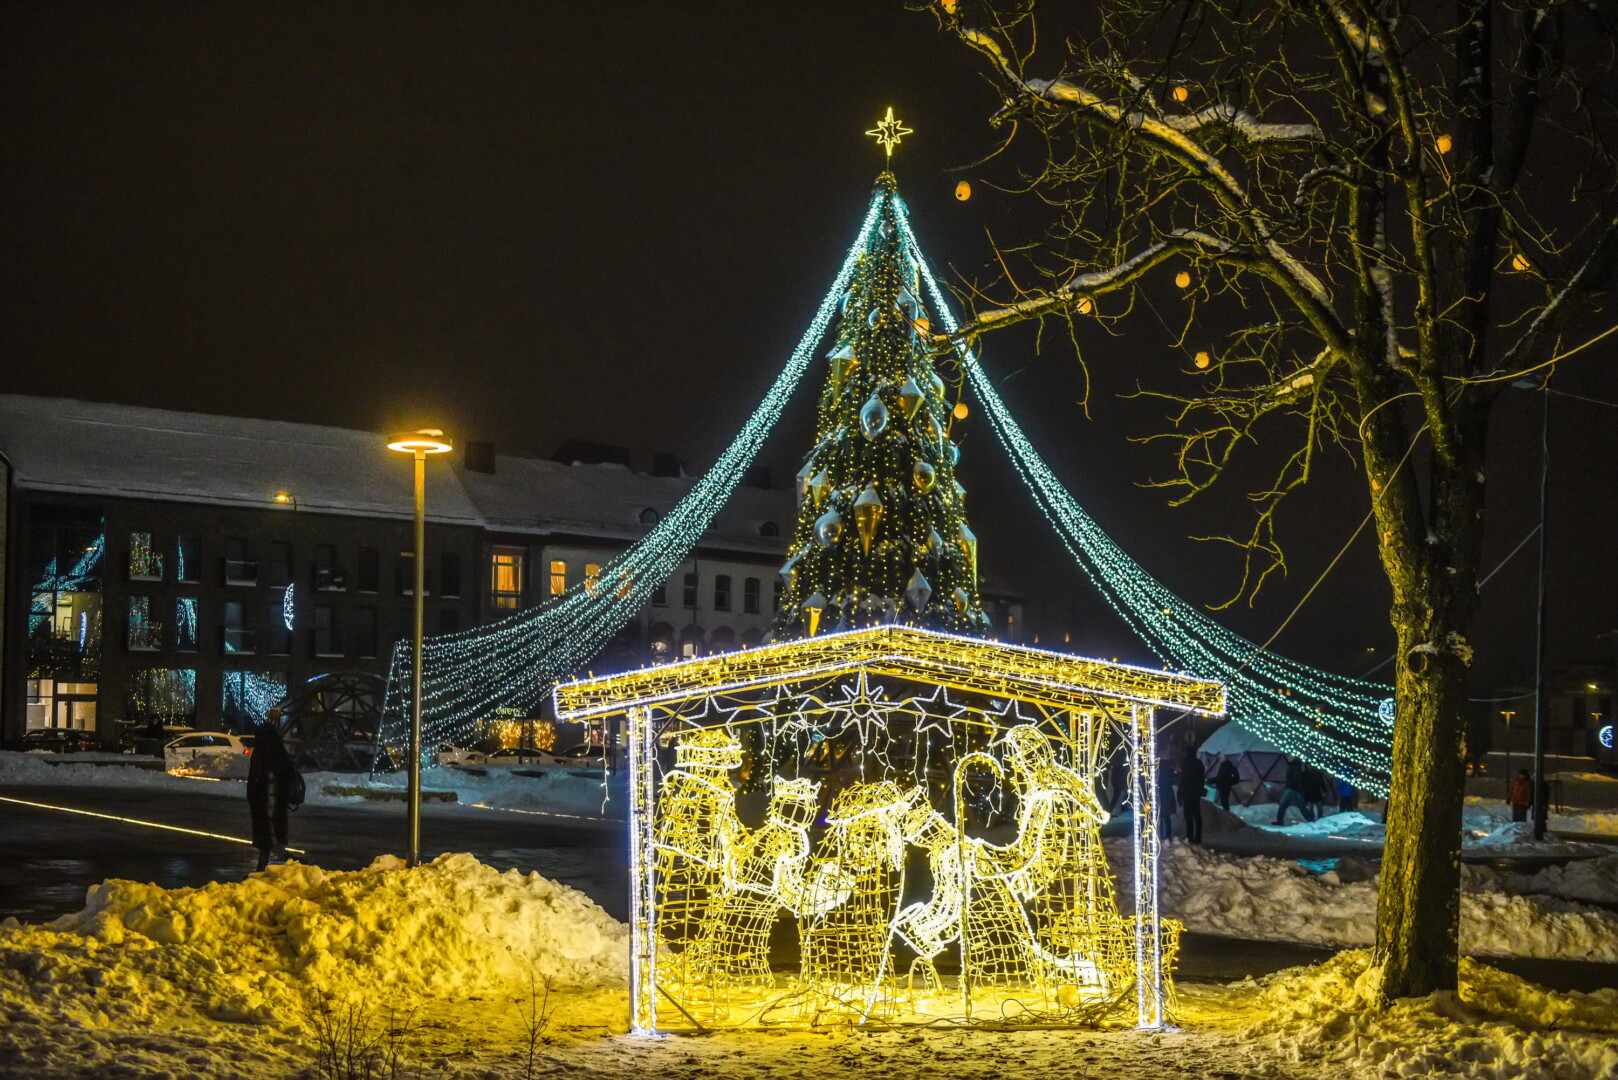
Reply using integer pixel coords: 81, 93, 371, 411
894, 201, 1396, 795
556, 624, 1194, 1031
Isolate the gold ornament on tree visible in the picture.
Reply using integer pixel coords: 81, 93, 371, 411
854, 484, 885, 554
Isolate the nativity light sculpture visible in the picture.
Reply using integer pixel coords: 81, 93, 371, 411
554, 624, 1224, 1032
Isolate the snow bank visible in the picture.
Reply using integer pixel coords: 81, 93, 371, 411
1139, 842, 1618, 962
305, 765, 627, 819
0, 749, 183, 791
1244, 951, 1618, 1080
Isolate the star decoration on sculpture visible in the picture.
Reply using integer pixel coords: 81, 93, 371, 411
810, 671, 901, 745
901, 683, 971, 743
866, 107, 912, 159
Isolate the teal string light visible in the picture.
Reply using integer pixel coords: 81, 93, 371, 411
377, 194, 887, 761
892, 197, 1394, 796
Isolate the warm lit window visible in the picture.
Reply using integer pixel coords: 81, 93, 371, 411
549, 560, 567, 597
744, 578, 761, 614
491, 547, 525, 610
585, 563, 602, 596
714, 574, 731, 611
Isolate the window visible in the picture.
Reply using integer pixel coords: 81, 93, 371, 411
263, 597, 291, 655
267, 541, 292, 587
128, 596, 159, 651
441, 552, 462, 598
396, 551, 425, 596
126, 668, 196, 725
773, 579, 783, 612
176, 597, 198, 651
356, 547, 379, 592
491, 547, 525, 609
585, 563, 602, 596
354, 607, 378, 658
223, 538, 256, 584
176, 534, 200, 583
128, 533, 163, 580
313, 544, 344, 590
439, 608, 460, 634
639, 507, 660, 526
714, 574, 732, 611
651, 582, 667, 606
758, 521, 779, 538
744, 577, 761, 614
222, 601, 254, 654
548, 559, 567, 597
222, 671, 286, 730
313, 604, 341, 657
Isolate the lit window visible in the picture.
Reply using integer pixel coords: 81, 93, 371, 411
549, 559, 567, 597
585, 563, 602, 597
491, 547, 525, 610
127, 596, 159, 651
714, 574, 731, 611
744, 578, 760, 614
128, 533, 163, 581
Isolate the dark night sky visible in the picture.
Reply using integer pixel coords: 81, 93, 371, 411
3, 3, 1614, 690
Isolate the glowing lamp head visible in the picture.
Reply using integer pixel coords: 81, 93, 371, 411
1193, 350, 1212, 369
1171, 85, 1190, 103
954, 180, 972, 201
1436, 134, 1453, 154
387, 429, 455, 454
274, 492, 294, 504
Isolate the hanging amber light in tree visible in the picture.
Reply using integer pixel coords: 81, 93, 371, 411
1194, 350, 1212, 369
1076, 296, 1094, 315
952, 401, 969, 421
1511, 251, 1532, 272
954, 180, 972, 201
1175, 271, 1192, 289
1172, 85, 1190, 103
1436, 134, 1453, 154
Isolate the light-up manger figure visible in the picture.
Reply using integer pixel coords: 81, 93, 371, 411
553, 624, 1224, 1032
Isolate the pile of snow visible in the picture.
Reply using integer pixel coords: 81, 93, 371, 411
1136, 842, 1618, 962
1244, 950, 1618, 1080
1476, 854, 1618, 906
0, 749, 183, 790
307, 764, 627, 819
1465, 796, 1618, 840
1465, 822, 1610, 858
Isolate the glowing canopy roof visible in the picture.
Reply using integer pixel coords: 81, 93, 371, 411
553, 624, 1225, 720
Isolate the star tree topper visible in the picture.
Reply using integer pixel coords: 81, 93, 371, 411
866, 107, 912, 159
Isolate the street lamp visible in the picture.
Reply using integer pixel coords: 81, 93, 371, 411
387, 428, 454, 867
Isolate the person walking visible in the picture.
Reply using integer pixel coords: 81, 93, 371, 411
1336, 773, 1358, 815
1300, 765, 1327, 821
1179, 749, 1207, 845
1274, 755, 1311, 825
1156, 756, 1178, 841
247, 721, 301, 871
1210, 753, 1240, 812
1507, 769, 1533, 824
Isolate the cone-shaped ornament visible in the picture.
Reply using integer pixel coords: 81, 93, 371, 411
809, 469, 831, 505
778, 547, 804, 584
828, 343, 858, 386
912, 461, 936, 493
948, 442, 961, 465
898, 377, 924, 419
898, 287, 919, 319
928, 526, 945, 556
860, 394, 890, 440
905, 570, 932, 611
957, 523, 978, 581
952, 587, 970, 615
853, 484, 884, 554
929, 370, 946, 399
802, 593, 828, 636
794, 461, 814, 502
814, 507, 843, 548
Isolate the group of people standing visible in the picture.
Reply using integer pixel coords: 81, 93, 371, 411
1156, 749, 1362, 843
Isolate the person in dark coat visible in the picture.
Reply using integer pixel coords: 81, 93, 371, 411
1300, 765, 1328, 821
1336, 772, 1358, 815
1210, 753, 1240, 812
1179, 750, 1207, 845
247, 721, 297, 871
1273, 755, 1312, 825
1156, 756, 1178, 840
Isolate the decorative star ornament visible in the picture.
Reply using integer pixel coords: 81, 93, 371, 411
866, 107, 912, 159
820, 671, 900, 744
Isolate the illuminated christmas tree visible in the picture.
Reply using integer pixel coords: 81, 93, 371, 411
773, 160, 986, 639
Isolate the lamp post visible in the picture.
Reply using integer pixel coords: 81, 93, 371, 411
387, 428, 454, 867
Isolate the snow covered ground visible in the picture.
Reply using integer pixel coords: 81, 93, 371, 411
2, 855, 1615, 1080
1144, 841, 1618, 961
1224, 798, 1618, 848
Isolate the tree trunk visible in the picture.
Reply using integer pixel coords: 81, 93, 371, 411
1372, 621, 1471, 1000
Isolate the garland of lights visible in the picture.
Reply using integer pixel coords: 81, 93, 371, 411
892, 200, 1395, 795
375, 195, 887, 761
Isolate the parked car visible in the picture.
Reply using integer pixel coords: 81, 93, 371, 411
479, 744, 607, 771
436, 745, 488, 767
164, 732, 255, 778
9, 728, 99, 754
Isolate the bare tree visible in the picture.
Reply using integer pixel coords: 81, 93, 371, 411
922, 0, 1618, 1000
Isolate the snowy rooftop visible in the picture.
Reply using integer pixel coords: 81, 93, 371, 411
0, 394, 792, 549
